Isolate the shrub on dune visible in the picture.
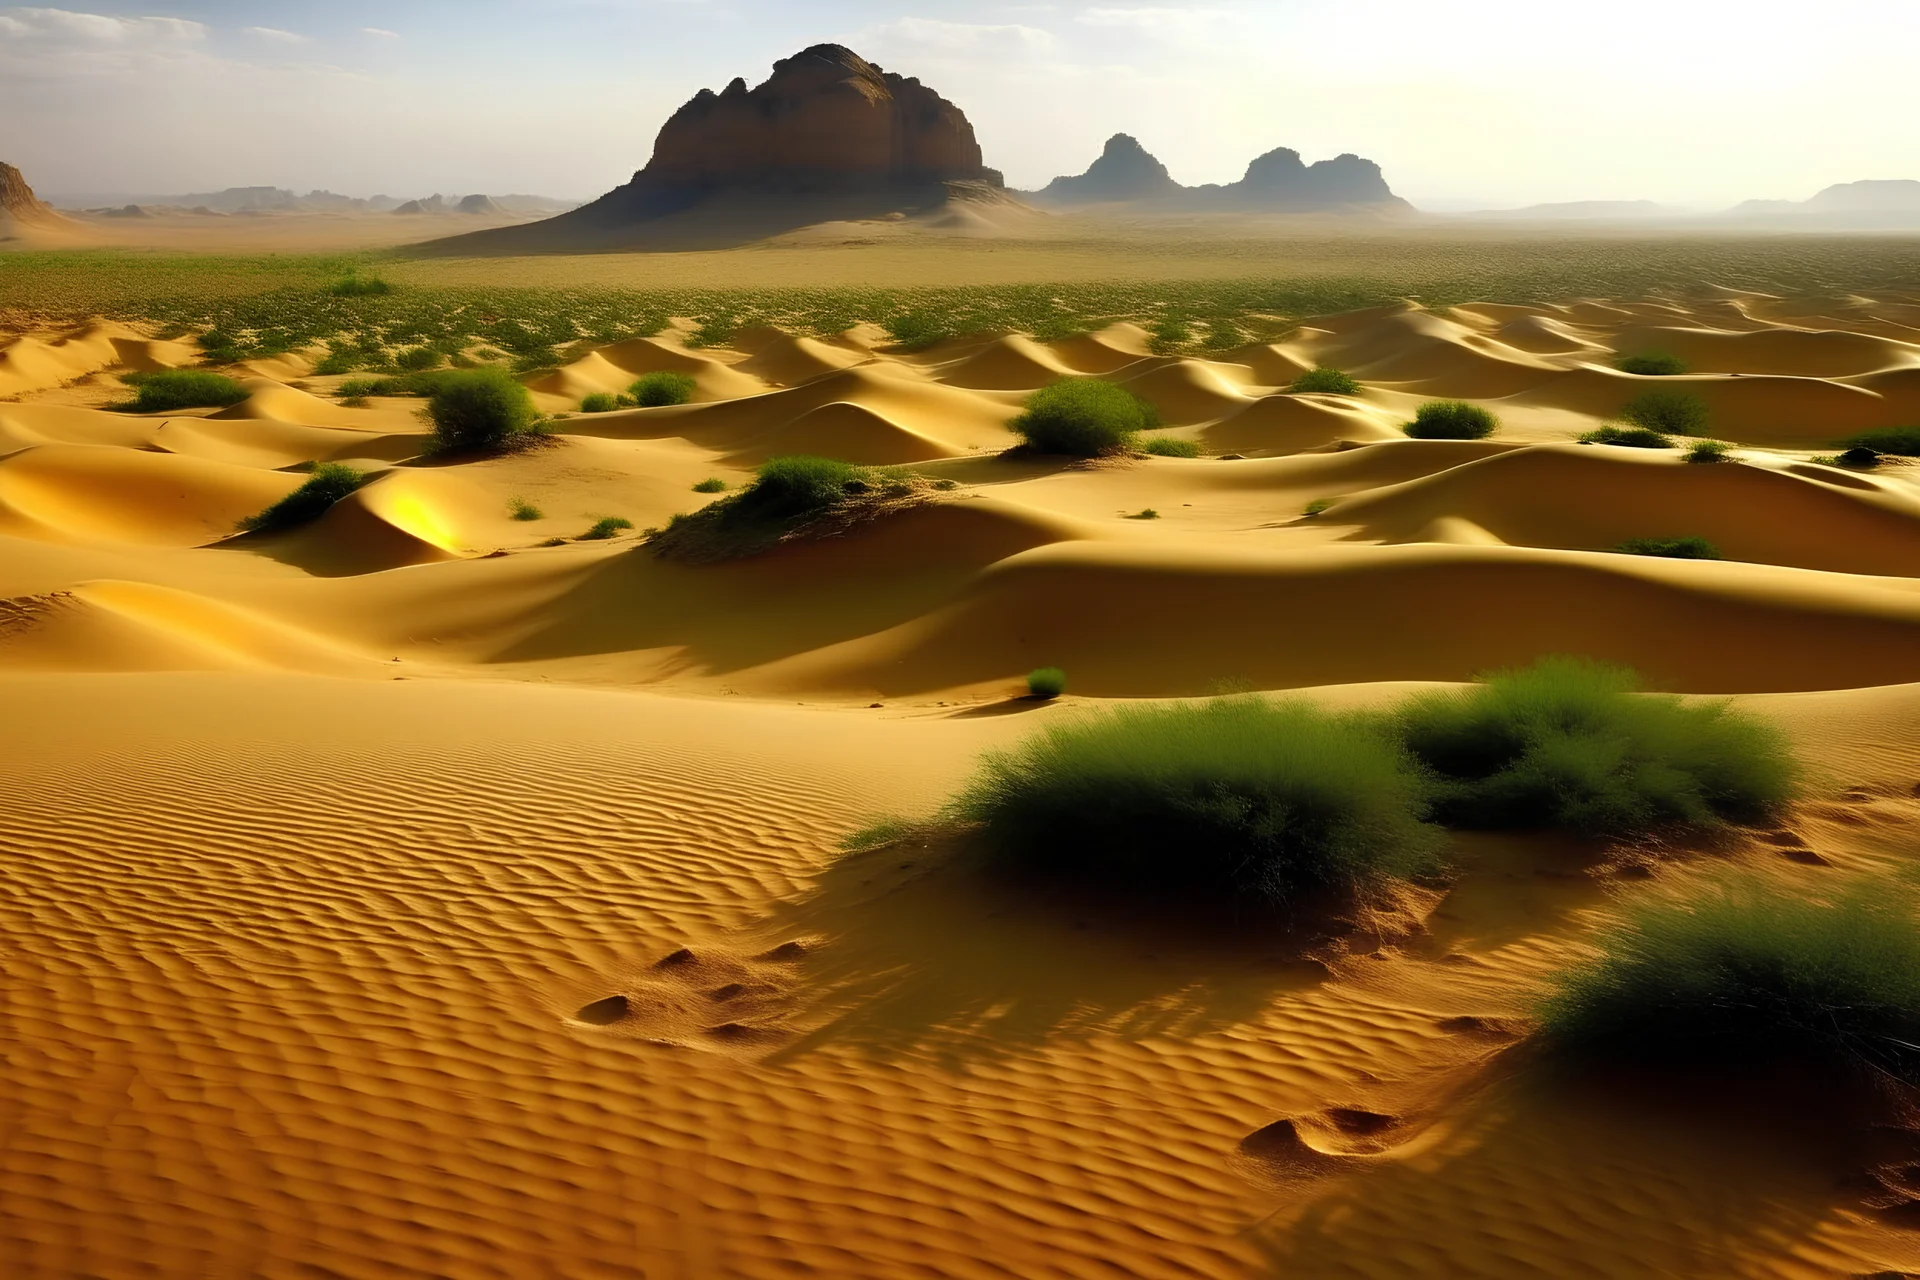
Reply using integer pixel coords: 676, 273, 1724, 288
1538, 880, 1920, 1087
949, 699, 1444, 908
1685, 439, 1730, 464
885, 312, 947, 349
735, 455, 865, 518
1616, 352, 1688, 376
238, 463, 367, 532
578, 516, 633, 541
508, 498, 543, 521
1621, 389, 1709, 437
124, 369, 248, 413
329, 272, 391, 298
1404, 400, 1499, 440
649, 455, 930, 562
1288, 367, 1362, 396
426, 368, 543, 454
1397, 656, 1797, 839
1618, 535, 1722, 560
1838, 427, 1920, 457
394, 346, 442, 372
1010, 378, 1153, 456
1143, 437, 1202, 458
580, 393, 618, 414
628, 371, 698, 407
692, 477, 728, 493
1026, 667, 1067, 700
1579, 425, 1672, 448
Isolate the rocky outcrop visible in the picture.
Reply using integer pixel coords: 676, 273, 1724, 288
419, 44, 1007, 253
456, 193, 503, 215
1035, 134, 1179, 204
0, 162, 67, 228
1028, 138, 1410, 214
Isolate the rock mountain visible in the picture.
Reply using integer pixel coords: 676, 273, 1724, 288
0, 162, 69, 235
1032, 134, 1409, 213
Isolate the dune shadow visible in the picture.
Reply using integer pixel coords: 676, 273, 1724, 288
944, 697, 1056, 719
761, 834, 1334, 1070
1247, 1065, 1920, 1277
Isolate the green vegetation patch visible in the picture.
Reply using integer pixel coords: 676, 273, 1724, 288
648, 454, 935, 563
1288, 367, 1362, 395
1026, 667, 1067, 700
123, 369, 249, 413
629, 371, 698, 407
1685, 439, 1731, 464
1010, 378, 1156, 456
426, 368, 545, 454
1621, 389, 1709, 437
238, 462, 367, 533
1539, 880, 1920, 1087
508, 498, 543, 521
691, 477, 728, 493
1405, 400, 1499, 440
336, 370, 459, 399
1579, 425, 1673, 448
579, 516, 634, 541
948, 698, 1444, 909
1616, 352, 1688, 376
1143, 437, 1202, 458
1839, 427, 1920, 457
1397, 656, 1797, 839
580, 392, 619, 413
1618, 535, 1722, 560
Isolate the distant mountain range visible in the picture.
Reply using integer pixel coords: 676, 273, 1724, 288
1458, 180, 1920, 228
41, 186, 578, 217
1023, 133, 1411, 214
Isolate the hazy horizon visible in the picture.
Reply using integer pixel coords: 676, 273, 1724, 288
3, 0, 1914, 209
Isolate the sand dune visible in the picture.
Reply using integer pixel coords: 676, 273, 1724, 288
11, 293, 1920, 1279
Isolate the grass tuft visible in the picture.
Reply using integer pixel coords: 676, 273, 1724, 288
648, 455, 931, 562
124, 370, 248, 413
628, 371, 697, 407
579, 516, 633, 541
508, 498, 543, 521
1685, 439, 1731, 464
1405, 400, 1498, 440
1303, 498, 1335, 518
949, 699, 1444, 908
579, 393, 618, 413
1618, 535, 1722, 560
1010, 379, 1154, 456
1288, 367, 1362, 395
1397, 656, 1797, 839
1539, 880, 1920, 1086
1026, 667, 1067, 700
426, 368, 543, 454
1621, 389, 1709, 437
238, 462, 366, 532
1579, 425, 1672, 448
692, 477, 728, 493
1616, 352, 1688, 376
1143, 436, 1202, 458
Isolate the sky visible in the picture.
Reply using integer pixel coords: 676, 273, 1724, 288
2, 0, 1914, 209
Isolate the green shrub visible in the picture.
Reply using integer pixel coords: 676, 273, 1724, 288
1539, 880, 1920, 1086
737, 456, 862, 519
126, 370, 249, 413
1397, 657, 1797, 838
336, 370, 456, 399
1203, 318, 1246, 351
885, 312, 946, 349
1131, 508, 1160, 520
1622, 389, 1709, 437
579, 516, 633, 541
688, 315, 735, 348
313, 349, 361, 376
580, 393, 618, 413
426, 368, 541, 453
1838, 427, 1920, 457
1289, 367, 1362, 396
1616, 352, 1688, 376
1150, 316, 1192, 353
1685, 439, 1730, 464
196, 328, 243, 364
692, 477, 728, 493
1303, 498, 1334, 518
1579, 425, 1672, 448
1405, 401, 1499, 440
1010, 379, 1152, 456
628, 371, 697, 407
1618, 535, 1722, 560
950, 699, 1444, 908
394, 346, 441, 372
329, 273, 391, 298
238, 462, 367, 532
1143, 437, 1202, 458
508, 498, 543, 521
1026, 667, 1066, 699
649, 457, 927, 562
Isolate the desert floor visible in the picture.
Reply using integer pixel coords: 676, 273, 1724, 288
6, 259, 1920, 1276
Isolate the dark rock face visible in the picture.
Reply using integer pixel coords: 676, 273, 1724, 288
0, 162, 65, 227
1030, 137, 1408, 213
1036, 134, 1179, 204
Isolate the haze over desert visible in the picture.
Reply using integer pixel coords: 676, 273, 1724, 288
7, 7, 1920, 1279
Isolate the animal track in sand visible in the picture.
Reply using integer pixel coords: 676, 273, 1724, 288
566, 938, 815, 1052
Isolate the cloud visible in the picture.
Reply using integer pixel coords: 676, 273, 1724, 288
0, 7, 206, 44
243, 26, 309, 44
362, 27, 400, 38
1076, 6, 1224, 31
858, 17, 1056, 54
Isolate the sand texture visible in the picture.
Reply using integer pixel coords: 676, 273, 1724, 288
7, 291, 1920, 1276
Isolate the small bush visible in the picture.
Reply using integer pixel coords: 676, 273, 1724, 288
579, 516, 633, 541
580, 393, 618, 413
1618, 535, 1722, 560
1143, 437, 1202, 458
1289, 367, 1362, 396
1616, 352, 1688, 376
1026, 667, 1066, 699
649, 456, 927, 562
688, 315, 735, 348
336, 370, 456, 399
126, 370, 249, 413
427, 368, 541, 453
628, 371, 697, 407
1622, 389, 1709, 437
1538, 880, 1920, 1086
394, 346, 441, 372
1397, 656, 1797, 838
1579, 425, 1672, 448
1303, 498, 1334, 518
1685, 439, 1730, 464
1405, 401, 1499, 440
313, 349, 361, 376
238, 463, 366, 532
1838, 427, 1920, 457
950, 699, 1444, 908
508, 498, 543, 521
737, 456, 862, 518
692, 477, 728, 493
1010, 379, 1152, 456
329, 273, 391, 298
1130, 508, 1160, 520
1150, 316, 1192, 353
885, 312, 946, 349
